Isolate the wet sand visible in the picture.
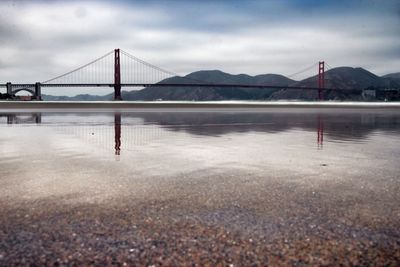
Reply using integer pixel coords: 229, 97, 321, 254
1, 109, 400, 266
1, 198, 399, 266
1, 169, 400, 266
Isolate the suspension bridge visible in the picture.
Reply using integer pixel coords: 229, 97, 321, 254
1, 48, 332, 101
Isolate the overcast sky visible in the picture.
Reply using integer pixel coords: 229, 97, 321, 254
0, 0, 399, 96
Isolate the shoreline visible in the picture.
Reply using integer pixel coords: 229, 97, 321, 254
1, 100, 400, 110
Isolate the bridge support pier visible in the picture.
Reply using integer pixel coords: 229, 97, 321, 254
6, 82, 12, 96
34, 82, 42, 101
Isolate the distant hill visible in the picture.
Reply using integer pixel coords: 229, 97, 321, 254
382, 72, 400, 88
42, 94, 110, 101
41, 67, 399, 101
123, 70, 294, 101
383, 72, 400, 80
270, 67, 399, 100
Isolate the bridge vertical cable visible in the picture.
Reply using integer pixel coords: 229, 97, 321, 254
119, 50, 178, 86
42, 50, 115, 85
41, 49, 185, 88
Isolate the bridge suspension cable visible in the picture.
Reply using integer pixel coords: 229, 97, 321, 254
324, 62, 334, 72
41, 49, 189, 86
286, 63, 318, 79
119, 50, 208, 85
40, 48, 217, 89
120, 50, 178, 78
42, 50, 115, 84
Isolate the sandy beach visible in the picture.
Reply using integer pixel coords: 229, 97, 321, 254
1, 194, 399, 266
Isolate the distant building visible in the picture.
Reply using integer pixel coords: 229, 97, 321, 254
362, 89, 376, 100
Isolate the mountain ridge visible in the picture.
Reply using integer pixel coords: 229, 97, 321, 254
41, 67, 399, 101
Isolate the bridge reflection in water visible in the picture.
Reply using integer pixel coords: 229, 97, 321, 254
115, 113, 121, 155
317, 115, 324, 149
55, 118, 169, 157
3, 110, 400, 155
6, 113, 42, 124
1, 112, 328, 156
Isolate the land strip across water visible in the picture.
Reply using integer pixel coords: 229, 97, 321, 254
1, 101, 400, 110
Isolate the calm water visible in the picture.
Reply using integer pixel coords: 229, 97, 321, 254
1, 109, 400, 206
1, 108, 400, 264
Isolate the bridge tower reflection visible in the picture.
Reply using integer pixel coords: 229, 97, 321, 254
6, 113, 42, 124
114, 113, 121, 155
317, 115, 324, 148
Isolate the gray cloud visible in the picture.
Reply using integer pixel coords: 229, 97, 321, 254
0, 0, 399, 96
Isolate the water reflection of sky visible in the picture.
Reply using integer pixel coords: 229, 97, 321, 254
1, 109, 400, 141
0, 111, 399, 180
1, 109, 400, 264
1, 109, 399, 207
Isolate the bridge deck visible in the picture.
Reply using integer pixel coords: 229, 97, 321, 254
0, 83, 363, 92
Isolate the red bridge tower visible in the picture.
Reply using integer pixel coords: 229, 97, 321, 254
318, 61, 325, 101
114, 49, 122, 100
